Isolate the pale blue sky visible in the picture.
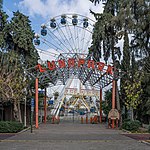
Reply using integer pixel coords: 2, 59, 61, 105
3, 0, 103, 33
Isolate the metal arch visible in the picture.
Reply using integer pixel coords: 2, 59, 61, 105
26, 53, 123, 89
30, 14, 124, 89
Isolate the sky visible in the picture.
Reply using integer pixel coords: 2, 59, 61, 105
3, 0, 104, 34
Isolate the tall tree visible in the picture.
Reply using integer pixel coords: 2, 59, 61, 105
0, 10, 39, 122
5, 11, 39, 67
89, 0, 150, 123
137, 57, 150, 123
89, 0, 122, 63
120, 31, 130, 118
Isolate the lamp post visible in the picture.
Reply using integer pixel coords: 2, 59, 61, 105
31, 98, 34, 133
73, 106, 74, 123
35, 78, 39, 128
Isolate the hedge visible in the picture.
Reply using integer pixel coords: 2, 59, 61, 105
0, 121, 24, 133
122, 120, 141, 132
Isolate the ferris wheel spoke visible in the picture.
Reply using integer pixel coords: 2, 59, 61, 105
77, 28, 82, 54
74, 26, 80, 53
40, 36, 72, 57
65, 22, 77, 52
55, 22, 76, 54
37, 48, 59, 59
46, 28, 71, 53
83, 31, 92, 54
77, 27, 80, 53
40, 37, 64, 53
73, 26, 78, 53
81, 28, 86, 54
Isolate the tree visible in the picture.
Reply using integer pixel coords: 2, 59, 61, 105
90, 0, 150, 123
120, 31, 131, 118
5, 11, 39, 67
0, 10, 39, 122
137, 57, 150, 123
0, 0, 2, 10
102, 89, 112, 116
90, 0, 122, 123
89, 0, 122, 63
0, 51, 28, 122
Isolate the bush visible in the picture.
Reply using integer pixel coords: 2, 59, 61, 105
0, 121, 24, 133
47, 115, 52, 121
122, 120, 141, 132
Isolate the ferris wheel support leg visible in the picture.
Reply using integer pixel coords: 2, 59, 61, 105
44, 88, 47, 123
35, 78, 39, 129
100, 88, 102, 123
112, 80, 116, 129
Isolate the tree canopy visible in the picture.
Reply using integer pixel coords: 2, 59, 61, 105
0, 9, 39, 122
90, 0, 150, 122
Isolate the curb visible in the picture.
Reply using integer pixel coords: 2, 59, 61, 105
141, 140, 150, 146
17, 126, 31, 134
121, 129, 132, 134
121, 129, 150, 134
18, 122, 43, 134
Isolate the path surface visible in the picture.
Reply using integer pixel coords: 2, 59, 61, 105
0, 121, 149, 150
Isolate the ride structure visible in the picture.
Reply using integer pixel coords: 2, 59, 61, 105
27, 14, 122, 128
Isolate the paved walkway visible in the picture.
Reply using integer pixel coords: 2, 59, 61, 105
0, 121, 149, 150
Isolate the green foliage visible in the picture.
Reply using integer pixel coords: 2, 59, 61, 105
138, 57, 150, 119
0, 121, 24, 133
148, 125, 150, 133
122, 120, 141, 132
47, 115, 52, 121
124, 72, 143, 110
90, 0, 150, 62
0, 0, 3, 10
0, 11, 8, 46
90, 0, 150, 123
3, 11, 39, 67
0, 10, 39, 122
102, 89, 112, 115
89, 1, 122, 62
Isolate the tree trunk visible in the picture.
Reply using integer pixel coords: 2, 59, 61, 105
18, 101, 22, 123
116, 85, 120, 111
13, 101, 19, 121
130, 107, 134, 121
13, 100, 22, 123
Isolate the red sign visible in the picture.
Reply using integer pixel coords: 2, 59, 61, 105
36, 58, 114, 75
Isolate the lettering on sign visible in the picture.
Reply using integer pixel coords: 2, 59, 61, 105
65, 88, 78, 95
36, 58, 114, 75
80, 89, 99, 96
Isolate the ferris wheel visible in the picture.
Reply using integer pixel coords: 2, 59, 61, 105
34, 14, 95, 62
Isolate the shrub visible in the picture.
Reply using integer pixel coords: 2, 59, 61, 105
47, 115, 52, 121
0, 121, 24, 133
122, 120, 141, 132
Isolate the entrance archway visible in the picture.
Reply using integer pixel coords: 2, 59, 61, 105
26, 14, 122, 129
